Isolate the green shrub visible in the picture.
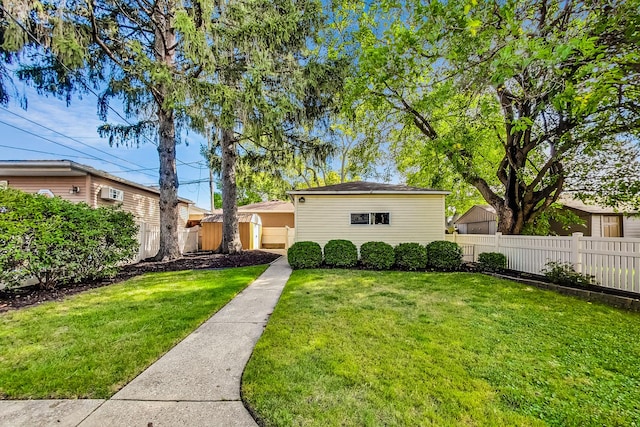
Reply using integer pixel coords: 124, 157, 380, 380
394, 243, 428, 271
324, 240, 358, 268
287, 241, 322, 269
426, 240, 462, 270
360, 241, 395, 270
0, 188, 138, 289
542, 261, 597, 287
478, 252, 507, 271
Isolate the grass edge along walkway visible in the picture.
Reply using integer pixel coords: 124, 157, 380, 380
0, 265, 268, 400
243, 269, 640, 427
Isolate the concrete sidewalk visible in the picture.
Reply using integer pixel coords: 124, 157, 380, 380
0, 256, 292, 427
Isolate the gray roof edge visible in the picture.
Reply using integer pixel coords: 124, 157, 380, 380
0, 160, 194, 204
287, 189, 450, 195
454, 205, 497, 224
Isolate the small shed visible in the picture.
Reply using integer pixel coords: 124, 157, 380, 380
288, 181, 449, 249
239, 201, 295, 249
201, 213, 262, 250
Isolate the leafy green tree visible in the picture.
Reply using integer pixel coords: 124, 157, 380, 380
346, 0, 640, 234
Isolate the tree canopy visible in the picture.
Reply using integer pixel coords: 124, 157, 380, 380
344, 0, 640, 234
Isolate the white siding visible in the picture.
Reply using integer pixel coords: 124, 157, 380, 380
623, 216, 640, 238
591, 215, 602, 237
295, 194, 445, 249
488, 220, 497, 234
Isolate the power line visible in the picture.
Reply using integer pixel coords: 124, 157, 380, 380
0, 143, 98, 160
0, 106, 156, 173
0, 5, 202, 171
0, 118, 158, 177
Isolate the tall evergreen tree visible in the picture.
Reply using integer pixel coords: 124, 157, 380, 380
193, 0, 346, 253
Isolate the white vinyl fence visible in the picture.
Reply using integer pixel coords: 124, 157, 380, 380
135, 223, 199, 262
446, 232, 640, 295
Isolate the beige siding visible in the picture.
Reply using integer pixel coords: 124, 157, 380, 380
623, 216, 640, 238
591, 215, 602, 238
4, 176, 87, 204
294, 194, 445, 248
89, 176, 191, 227
249, 212, 294, 228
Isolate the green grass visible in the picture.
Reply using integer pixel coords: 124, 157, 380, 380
243, 270, 640, 426
0, 265, 267, 399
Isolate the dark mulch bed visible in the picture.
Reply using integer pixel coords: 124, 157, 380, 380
0, 250, 281, 313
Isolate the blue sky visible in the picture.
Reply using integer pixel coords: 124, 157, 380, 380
0, 85, 216, 209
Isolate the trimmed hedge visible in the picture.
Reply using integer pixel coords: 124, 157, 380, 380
394, 243, 428, 271
287, 241, 323, 269
478, 252, 507, 271
426, 240, 462, 270
360, 241, 395, 270
324, 240, 358, 268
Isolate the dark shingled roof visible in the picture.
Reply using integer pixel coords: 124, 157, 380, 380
287, 181, 448, 195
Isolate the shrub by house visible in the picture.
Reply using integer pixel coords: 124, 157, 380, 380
324, 239, 358, 268
360, 241, 395, 270
0, 188, 138, 289
394, 243, 428, 271
426, 240, 462, 270
287, 241, 322, 269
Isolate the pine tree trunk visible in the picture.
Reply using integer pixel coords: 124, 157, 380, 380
151, 0, 181, 261
220, 127, 242, 254
153, 106, 181, 261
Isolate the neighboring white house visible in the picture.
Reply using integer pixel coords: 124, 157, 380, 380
288, 181, 449, 248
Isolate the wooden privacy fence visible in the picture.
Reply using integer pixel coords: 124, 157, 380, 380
135, 223, 199, 262
446, 232, 640, 295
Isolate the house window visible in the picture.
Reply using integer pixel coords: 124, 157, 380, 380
350, 212, 390, 225
373, 212, 390, 225
603, 215, 622, 237
350, 213, 370, 225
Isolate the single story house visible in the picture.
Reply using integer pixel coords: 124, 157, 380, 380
455, 198, 640, 238
0, 159, 196, 228
0, 160, 201, 257
287, 181, 449, 249
239, 200, 294, 249
200, 212, 262, 250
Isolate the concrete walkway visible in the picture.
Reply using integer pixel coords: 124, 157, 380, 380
0, 256, 292, 427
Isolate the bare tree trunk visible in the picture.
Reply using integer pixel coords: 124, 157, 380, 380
154, 107, 181, 260
220, 128, 242, 254
151, 0, 181, 261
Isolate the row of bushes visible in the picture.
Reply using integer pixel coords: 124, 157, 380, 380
288, 240, 465, 271
0, 188, 139, 289
289, 238, 598, 288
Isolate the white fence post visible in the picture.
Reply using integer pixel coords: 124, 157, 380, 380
494, 232, 502, 251
572, 232, 583, 273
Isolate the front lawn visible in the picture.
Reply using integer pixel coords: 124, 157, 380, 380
0, 265, 267, 399
243, 270, 640, 426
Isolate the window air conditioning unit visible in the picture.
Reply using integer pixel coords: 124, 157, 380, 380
101, 187, 124, 202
